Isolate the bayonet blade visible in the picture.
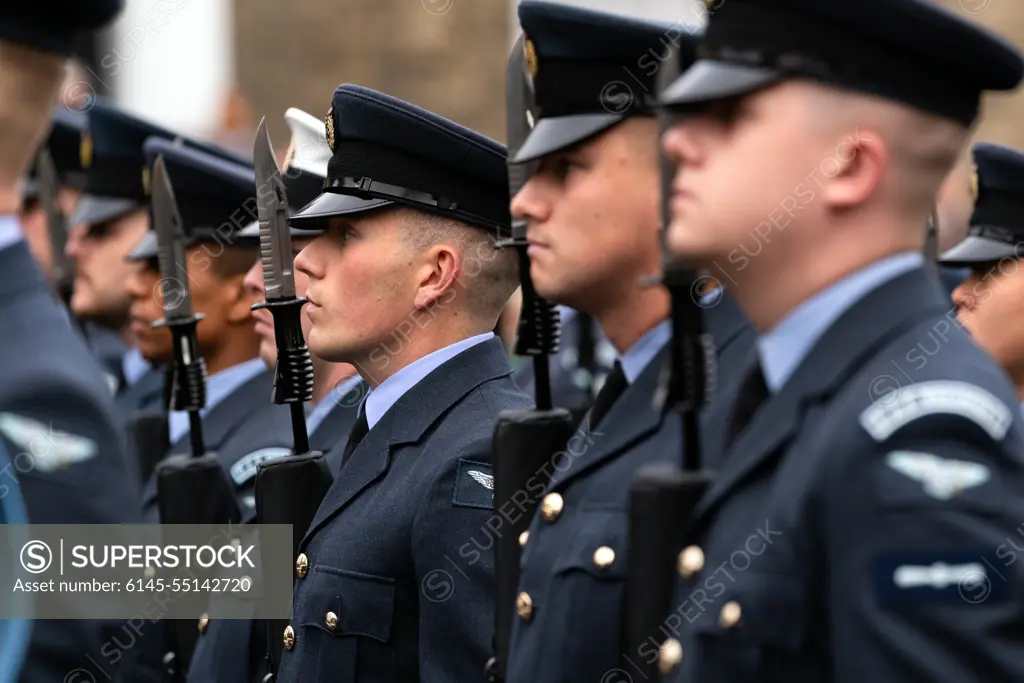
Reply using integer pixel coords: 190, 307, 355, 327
152, 155, 194, 320
254, 117, 296, 301
35, 148, 73, 289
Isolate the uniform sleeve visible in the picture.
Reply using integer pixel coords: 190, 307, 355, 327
823, 431, 1024, 683
412, 437, 496, 683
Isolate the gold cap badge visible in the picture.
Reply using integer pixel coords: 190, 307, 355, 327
141, 166, 151, 197
523, 36, 538, 79
325, 107, 336, 151
970, 164, 979, 203
80, 132, 93, 170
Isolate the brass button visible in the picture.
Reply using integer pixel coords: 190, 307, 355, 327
719, 601, 742, 628
658, 638, 683, 675
197, 613, 209, 634
678, 545, 705, 578
325, 611, 338, 630
540, 493, 563, 522
516, 592, 533, 622
283, 624, 295, 650
519, 531, 529, 547
593, 546, 615, 570
295, 553, 308, 578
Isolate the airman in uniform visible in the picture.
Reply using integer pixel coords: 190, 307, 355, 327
187, 106, 366, 683
942, 143, 1024, 413
125, 136, 294, 520
658, 0, 1024, 680
0, 2, 138, 681
272, 83, 530, 683
502, 4, 753, 683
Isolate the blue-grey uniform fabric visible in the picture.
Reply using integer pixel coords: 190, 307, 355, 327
80, 321, 128, 395
666, 264, 1024, 683
0, 233, 141, 683
275, 338, 531, 683
186, 380, 367, 683
0, 439, 32, 683
140, 367, 294, 522
505, 291, 753, 683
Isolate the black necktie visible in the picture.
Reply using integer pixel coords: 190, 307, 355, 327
587, 360, 628, 429
340, 408, 369, 469
725, 361, 770, 449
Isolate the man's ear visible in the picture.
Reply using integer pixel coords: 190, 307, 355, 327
821, 128, 886, 210
412, 243, 461, 310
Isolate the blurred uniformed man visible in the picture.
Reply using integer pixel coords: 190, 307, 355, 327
0, 2, 139, 682
659, 0, 1024, 680
18, 105, 131, 391
188, 107, 366, 683
270, 83, 529, 683
503, 5, 753, 683
125, 136, 293, 520
943, 143, 1024, 409
67, 99, 174, 414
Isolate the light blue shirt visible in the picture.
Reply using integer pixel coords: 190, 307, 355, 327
168, 357, 267, 445
620, 319, 672, 384
757, 252, 923, 394
122, 346, 151, 387
363, 332, 494, 429
0, 214, 24, 251
307, 374, 364, 436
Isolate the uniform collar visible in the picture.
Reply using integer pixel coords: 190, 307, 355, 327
362, 332, 495, 429
121, 346, 151, 387
0, 215, 23, 252
619, 319, 672, 384
756, 251, 923, 394
168, 357, 267, 445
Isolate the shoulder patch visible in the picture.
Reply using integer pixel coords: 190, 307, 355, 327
860, 380, 1012, 442
885, 451, 990, 500
873, 548, 1009, 607
453, 458, 494, 510
229, 447, 292, 485
0, 412, 97, 472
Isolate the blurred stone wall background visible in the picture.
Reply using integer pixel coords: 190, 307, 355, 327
232, 0, 705, 150
233, 0, 1024, 152
88, 1, 1024, 155
935, 0, 1024, 148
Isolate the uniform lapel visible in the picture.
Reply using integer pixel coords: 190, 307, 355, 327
548, 346, 669, 490
696, 267, 950, 518
170, 368, 273, 453
301, 338, 513, 545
